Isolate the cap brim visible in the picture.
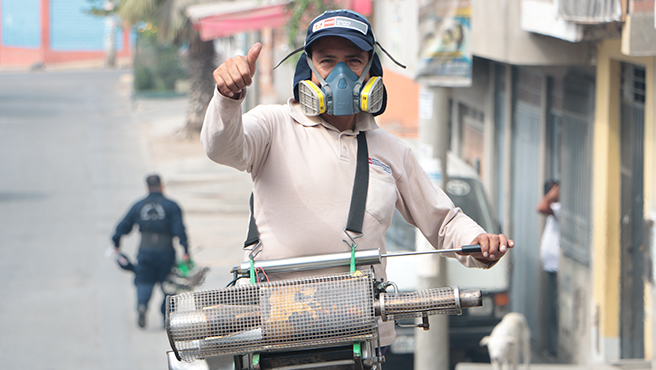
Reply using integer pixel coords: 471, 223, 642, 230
306, 34, 374, 53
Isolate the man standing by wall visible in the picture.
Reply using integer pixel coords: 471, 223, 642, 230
537, 180, 560, 356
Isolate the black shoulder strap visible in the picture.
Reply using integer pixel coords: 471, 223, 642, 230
244, 193, 260, 248
345, 131, 369, 234
244, 131, 369, 247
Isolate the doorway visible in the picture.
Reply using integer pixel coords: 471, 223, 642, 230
619, 62, 646, 359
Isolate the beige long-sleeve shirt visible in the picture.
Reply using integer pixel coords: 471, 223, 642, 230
201, 88, 489, 345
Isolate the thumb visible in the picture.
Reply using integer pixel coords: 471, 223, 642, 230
247, 43, 262, 76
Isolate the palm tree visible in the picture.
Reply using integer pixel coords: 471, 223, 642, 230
115, 0, 340, 133
118, 0, 216, 134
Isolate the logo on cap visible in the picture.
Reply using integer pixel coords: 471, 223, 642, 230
312, 16, 368, 35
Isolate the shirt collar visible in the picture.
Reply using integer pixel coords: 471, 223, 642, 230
287, 98, 379, 134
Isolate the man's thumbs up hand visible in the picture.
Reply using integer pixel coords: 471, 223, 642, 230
213, 43, 263, 99
247, 43, 262, 76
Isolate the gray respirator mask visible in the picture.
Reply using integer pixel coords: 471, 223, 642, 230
298, 54, 384, 116
275, 39, 405, 118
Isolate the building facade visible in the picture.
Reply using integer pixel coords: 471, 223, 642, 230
185, 0, 656, 365
0, 0, 132, 67
374, 0, 656, 366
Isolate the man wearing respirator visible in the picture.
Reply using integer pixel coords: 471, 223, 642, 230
201, 9, 513, 347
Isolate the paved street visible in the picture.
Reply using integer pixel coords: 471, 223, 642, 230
0, 69, 250, 369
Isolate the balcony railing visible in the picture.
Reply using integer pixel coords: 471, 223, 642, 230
558, 0, 622, 23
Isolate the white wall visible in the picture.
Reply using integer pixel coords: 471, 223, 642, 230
470, 0, 594, 65
372, 0, 420, 79
374, 0, 595, 71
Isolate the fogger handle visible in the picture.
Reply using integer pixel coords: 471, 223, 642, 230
232, 249, 382, 277
460, 244, 482, 254
380, 244, 482, 258
232, 245, 482, 277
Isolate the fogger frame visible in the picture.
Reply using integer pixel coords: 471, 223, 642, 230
165, 247, 483, 370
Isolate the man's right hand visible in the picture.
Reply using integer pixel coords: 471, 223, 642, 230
213, 43, 262, 99
537, 184, 559, 215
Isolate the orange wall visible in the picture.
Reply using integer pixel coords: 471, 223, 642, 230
378, 68, 420, 138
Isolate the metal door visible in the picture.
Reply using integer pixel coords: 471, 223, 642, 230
510, 67, 542, 337
494, 64, 507, 228
560, 73, 594, 266
544, 76, 563, 358
619, 63, 646, 359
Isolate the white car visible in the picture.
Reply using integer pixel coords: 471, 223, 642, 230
384, 152, 510, 367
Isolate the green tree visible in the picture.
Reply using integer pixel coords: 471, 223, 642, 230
116, 0, 216, 134
285, 0, 338, 48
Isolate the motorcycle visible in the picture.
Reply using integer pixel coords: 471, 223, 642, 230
116, 251, 210, 295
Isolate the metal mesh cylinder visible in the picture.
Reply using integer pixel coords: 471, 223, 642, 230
378, 286, 462, 321
166, 273, 377, 362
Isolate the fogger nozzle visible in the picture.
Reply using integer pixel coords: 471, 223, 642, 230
375, 286, 482, 321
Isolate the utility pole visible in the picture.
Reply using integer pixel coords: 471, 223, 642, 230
104, 0, 116, 67
415, 86, 450, 370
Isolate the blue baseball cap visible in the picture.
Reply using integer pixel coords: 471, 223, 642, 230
271, 9, 404, 116
288, 10, 387, 116
304, 9, 376, 54
273, 8, 404, 74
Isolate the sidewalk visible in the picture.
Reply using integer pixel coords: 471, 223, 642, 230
456, 361, 652, 370
0, 58, 132, 72
456, 358, 652, 369
456, 364, 618, 370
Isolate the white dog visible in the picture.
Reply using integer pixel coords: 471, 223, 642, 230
479, 312, 531, 370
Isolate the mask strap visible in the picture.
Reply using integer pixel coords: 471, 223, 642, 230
273, 42, 406, 71
272, 46, 305, 70
375, 41, 407, 69
356, 48, 377, 85
305, 54, 329, 87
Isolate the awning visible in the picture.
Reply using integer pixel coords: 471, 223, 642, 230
187, 0, 372, 41
187, 1, 292, 41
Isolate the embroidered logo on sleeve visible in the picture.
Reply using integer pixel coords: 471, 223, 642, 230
369, 157, 392, 175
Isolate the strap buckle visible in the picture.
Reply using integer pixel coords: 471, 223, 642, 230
248, 241, 263, 260
343, 229, 363, 249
